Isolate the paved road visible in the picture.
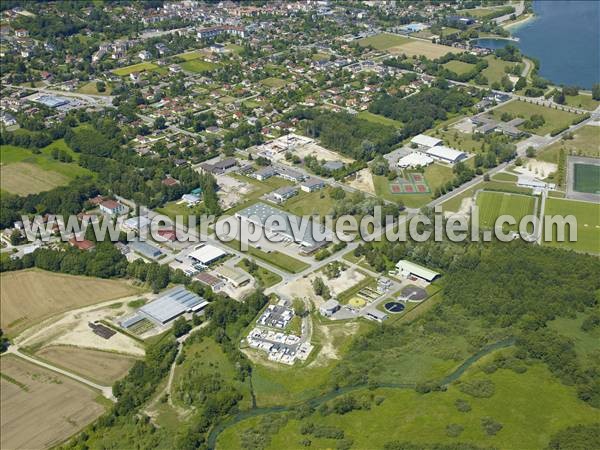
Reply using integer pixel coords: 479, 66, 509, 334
5, 346, 116, 401
494, 0, 525, 24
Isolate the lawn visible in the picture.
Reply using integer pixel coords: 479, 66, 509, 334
1, 143, 93, 195
77, 81, 112, 96
0, 355, 106, 450
548, 312, 600, 361
573, 163, 600, 193
227, 174, 294, 215
491, 100, 581, 136
220, 360, 599, 450
564, 93, 600, 111
35, 346, 138, 385
235, 260, 282, 288
112, 62, 160, 76
260, 77, 287, 88
357, 111, 403, 128
281, 188, 336, 216
174, 49, 208, 61
443, 60, 476, 75
537, 125, 600, 163
491, 172, 518, 182
543, 197, 600, 254
358, 33, 410, 50
155, 200, 200, 222
224, 239, 309, 274
180, 59, 218, 73
478, 55, 520, 87
475, 191, 536, 232
1, 269, 141, 336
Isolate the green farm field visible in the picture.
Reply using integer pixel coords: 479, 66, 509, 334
543, 197, 600, 254
0, 142, 93, 195
491, 100, 581, 136
357, 33, 410, 50
476, 191, 536, 232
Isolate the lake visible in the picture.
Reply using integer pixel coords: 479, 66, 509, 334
472, 1, 599, 89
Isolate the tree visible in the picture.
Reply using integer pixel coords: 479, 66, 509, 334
312, 277, 330, 299
526, 146, 536, 158
554, 90, 566, 104
515, 77, 526, 91
592, 83, 600, 101
96, 81, 106, 93
172, 317, 191, 337
154, 116, 166, 130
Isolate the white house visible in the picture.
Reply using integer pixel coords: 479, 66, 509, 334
397, 152, 434, 168
410, 134, 443, 148
395, 260, 439, 282
99, 200, 128, 216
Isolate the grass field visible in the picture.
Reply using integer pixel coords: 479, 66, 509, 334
180, 59, 218, 73
174, 49, 208, 61
358, 33, 410, 50
224, 240, 309, 274
35, 346, 138, 385
491, 172, 518, 182
1, 269, 141, 336
357, 110, 403, 128
1, 143, 93, 195
491, 100, 580, 136
155, 200, 200, 222
260, 77, 287, 88
573, 163, 600, 193
388, 39, 460, 59
282, 188, 336, 216
537, 125, 600, 163
112, 62, 160, 76
564, 93, 600, 111
443, 60, 475, 75
235, 260, 282, 288
476, 191, 536, 232
0, 355, 106, 450
543, 197, 600, 254
478, 55, 520, 87
77, 81, 112, 96
218, 359, 599, 450
227, 174, 294, 215
548, 312, 600, 361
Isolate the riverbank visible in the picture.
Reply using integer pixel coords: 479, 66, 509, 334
503, 12, 535, 31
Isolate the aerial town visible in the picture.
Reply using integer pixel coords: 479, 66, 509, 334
0, 1, 599, 450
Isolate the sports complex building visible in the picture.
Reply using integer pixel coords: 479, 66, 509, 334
120, 285, 207, 328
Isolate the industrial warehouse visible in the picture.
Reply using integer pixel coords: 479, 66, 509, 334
119, 285, 207, 329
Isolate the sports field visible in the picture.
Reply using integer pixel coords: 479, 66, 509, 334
476, 191, 536, 232
443, 60, 475, 75
389, 172, 431, 194
0, 355, 106, 450
573, 163, 600, 193
358, 33, 410, 50
35, 346, 138, 384
1, 269, 141, 336
1, 143, 92, 195
180, 59, 218, 73
112, 62, 160, 76
543, 198, 600, 253
491, 100, 580, 136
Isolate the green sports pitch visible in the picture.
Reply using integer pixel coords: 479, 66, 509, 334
573, 163, 600, 194
476, 191, 536, 232
543, 198, 600, 254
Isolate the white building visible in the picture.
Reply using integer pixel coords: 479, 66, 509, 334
395, 260, 439, 282
189, 244, 227, 266
320, 299, 341, 317
397, 152, 434, 168
410, 134, 443, 148
425, 146, 467, 165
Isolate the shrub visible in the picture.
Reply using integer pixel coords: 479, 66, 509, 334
455, 398, 472, 412
481, 417, 503, 435
446, 423, 464, 437
457, 379, 495, 398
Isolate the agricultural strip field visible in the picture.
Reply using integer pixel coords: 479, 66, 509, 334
543, 197, 600, 254
537, 125, 600, 163
443, 60, 476, 75
0, 355, 106, 450
476, 191, 536, 232
112, 62, 161, 76
35, 346, 138, 385
223, 240, 309, 274
180, 59, 218, 73
357, 33, 410, 50
491, 100, 581, 136
217, 360, 599, 450
1, 143, 92, 195
1, 269, 141, 336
